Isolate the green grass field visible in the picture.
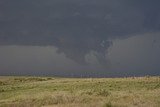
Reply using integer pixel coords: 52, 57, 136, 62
0, 76, 160, 107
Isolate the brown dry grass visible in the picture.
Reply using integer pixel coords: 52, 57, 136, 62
0, 76, 160, 107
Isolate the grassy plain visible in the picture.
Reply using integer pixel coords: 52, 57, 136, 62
0, 76, 160, 107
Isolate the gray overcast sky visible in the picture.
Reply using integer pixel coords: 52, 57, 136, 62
0, 0, 160, 77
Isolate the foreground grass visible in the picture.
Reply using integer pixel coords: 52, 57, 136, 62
0, 76, 160, 107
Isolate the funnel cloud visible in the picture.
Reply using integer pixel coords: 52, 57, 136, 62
0, 0, 160, 77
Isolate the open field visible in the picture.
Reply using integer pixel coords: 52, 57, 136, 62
0, 76, 160, 107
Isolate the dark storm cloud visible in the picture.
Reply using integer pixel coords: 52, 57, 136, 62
0, 0, 160, 64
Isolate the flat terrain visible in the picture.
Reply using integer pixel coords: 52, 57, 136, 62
0, 76, 160, 107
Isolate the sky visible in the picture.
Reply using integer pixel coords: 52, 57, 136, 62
0, 0, 160, 77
